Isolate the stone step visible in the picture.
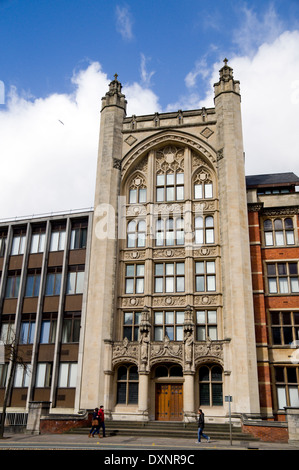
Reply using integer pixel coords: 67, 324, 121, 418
69, 421, 259, 441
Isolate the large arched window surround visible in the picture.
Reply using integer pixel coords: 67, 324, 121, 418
121, 130, 217, 185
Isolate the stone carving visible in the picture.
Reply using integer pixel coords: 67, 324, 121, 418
194, 295, 219, 306
112, 305, 223, 371
112, 338, 139, 365
125, 135, 138, 146
200, 127, 214, 139
152, 296, 186, 307
139, 308, 151, 372
132, 156, 148, 176
192, 247, 218, 257
123, 250, 146, 260
156, 146, 184, 173
113, 158, 122, 170
153, 203, 183, 215
126, 205, 147, 216
217, 148, 224, 161
139, 331, 150, 371
152, 248, 185, 259
151, 336, 183, 360
263, 207, 299, 216
184, 330, 194, 367
195, 338, 223, 362
121, 297, 145, 307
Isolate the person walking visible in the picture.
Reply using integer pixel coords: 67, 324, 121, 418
98, 405, 106, 437
196, 408, 210, 443
88, 407, 100, 438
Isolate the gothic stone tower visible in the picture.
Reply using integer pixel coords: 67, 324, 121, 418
80, 62, 260, 422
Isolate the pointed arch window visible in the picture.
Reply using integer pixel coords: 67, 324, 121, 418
194, 169, 213, 200
128, 175, 147, 204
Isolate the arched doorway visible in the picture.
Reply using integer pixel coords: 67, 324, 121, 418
154, 364, 183, 421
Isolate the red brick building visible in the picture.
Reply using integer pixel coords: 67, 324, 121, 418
247, 172, 299, 420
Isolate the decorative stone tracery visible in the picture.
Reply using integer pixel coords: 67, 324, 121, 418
112, 306, 224, 373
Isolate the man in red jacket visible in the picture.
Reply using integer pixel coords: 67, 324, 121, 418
97, 405, 106, 437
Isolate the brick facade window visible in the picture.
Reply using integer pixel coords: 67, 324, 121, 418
267, 262, 299, 294
275, 366, 299, 409
263, 218, 295, 246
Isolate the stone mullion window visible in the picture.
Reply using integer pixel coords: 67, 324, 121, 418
194, 216, 215, 245
128, 174, 147, 205
155, 217, 184, 247
125, 264, 145, 294
156, 172, 184, 202
194, 172, 213, 200
196, 310, 218, 341
123, 311, 141, 341
195, 261, 216, 292
127, 219, 146, 248
153, 310, 185, 341
154, 262, 185, 293
199, 364, 223, 406
116, 365, 139, 405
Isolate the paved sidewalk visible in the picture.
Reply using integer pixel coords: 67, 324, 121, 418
0, 431, 298, 451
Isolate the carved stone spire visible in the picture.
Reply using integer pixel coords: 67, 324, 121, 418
101, 73, 127, 111
214, 58, 240, 98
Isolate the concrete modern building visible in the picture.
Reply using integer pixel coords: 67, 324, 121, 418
0, 61, 298, 432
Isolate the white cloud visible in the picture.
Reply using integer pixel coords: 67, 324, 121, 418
177, 30, 299, 179
232, 3, 285, 56
115, 4, 133, 40
185, 58, 210, 89
124, 81, 161, 116
212, 30, 299, 177
140, 53, 155, 88
0, 61, 161, 220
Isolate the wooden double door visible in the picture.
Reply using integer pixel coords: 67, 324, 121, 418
155, 383, 183, 421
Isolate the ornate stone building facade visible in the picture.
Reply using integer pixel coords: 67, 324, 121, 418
1, 62, 298, 429
80, 61, 262, 422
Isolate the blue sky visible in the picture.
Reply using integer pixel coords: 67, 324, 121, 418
1, 0, 299, 218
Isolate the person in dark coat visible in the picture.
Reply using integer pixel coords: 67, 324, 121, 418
196, 408, 210, 443
88, 407, 99, 438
